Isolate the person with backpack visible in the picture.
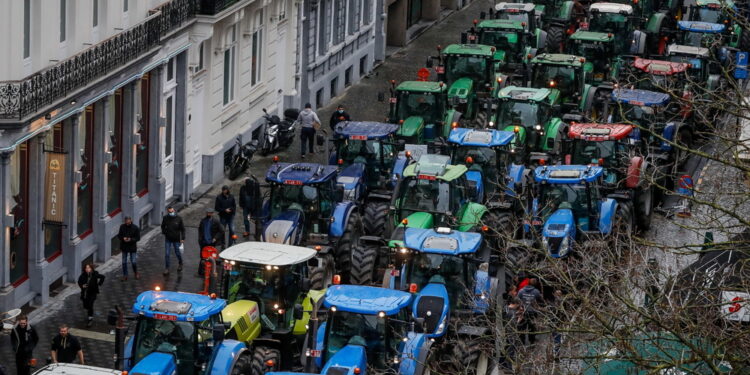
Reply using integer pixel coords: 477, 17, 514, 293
297, 103, 321, 158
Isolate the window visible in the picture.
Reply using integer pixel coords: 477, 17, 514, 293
363, 0, 372, 25
316, 88, 324, 108
23, 0, 30, 58
60, 0, 66, 42
319, 0, 332, 55
345, 66, 352, 87
10, 142, 29, 286
165, 96, 173, 158
223, 25, 237, 105
45, 124, 64, 260
123, 0, 128, 12
278, 0, 287, 20
93, 0, 99, 27
167, 57, 175, 82
77, 107, 94, 238
107, 89, 124, 215
348, 0, 361, 34
135, 75, 150, 196
251, 10, 264, 86
333, 0, 346, 45
360, 55, 367, 77
330, 77, 338, 98
196, 41, 205, 72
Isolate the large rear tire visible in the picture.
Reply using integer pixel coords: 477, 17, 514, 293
481, 211, 515, 252
740, 28, 750, 53
310, 253, 334, 290
230, 350, 254, 375
546, 25, 565, 53
452, 338, 490, 375
335, 212, 362, 283
251, 346, 281, 375
363, 201, 389, 236
350, 242, 380, 285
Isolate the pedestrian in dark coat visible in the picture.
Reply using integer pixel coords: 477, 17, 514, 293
10, 315, 38, 375
239, 178, 259, 239
117, 216, 141, 281
329, 105, 351, 131
215, 186, 237, 246
516, 277, 543, 344
161, 206, 186, 276
77, 263, 105, 326
198, 208, 225, 275
50, 325, 84, 364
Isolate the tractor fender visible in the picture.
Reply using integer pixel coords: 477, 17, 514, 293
503, 125, 527, 148
457, 202, 489, 232
660, 122, 676, 151
581, 84, 595, 112
321, 344, 367, 374
208, 340, 248, 375
543, 118, 566, 154
598, 198, 619, 234
474, 269, 492, 313
536, 29, 548, 51
645, 12, 667, 35
263, 210, 303, 244
629, 30, 647, 55
123, 335, 134, 370
398, 332, 432, 375
329, 201, 356, 238
466, 170, 485, 203
314, 321, 327, 369
626, 156, 644, 189
413, 282, 451, 338
557, 1, 575, 21
506, 164, 526, 197
130, 352, 177, 374
398, 116, 425, 140
391, 155, 411, 185
338, 163, 367, 201
446, 109, 462, 138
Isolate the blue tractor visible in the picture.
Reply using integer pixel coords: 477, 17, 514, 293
123, 291, 253, 375
262, 162, 362, 282
328, 121, 403, 237
529, 165, 633, 258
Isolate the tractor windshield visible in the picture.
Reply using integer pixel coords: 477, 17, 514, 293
691, 6, 723, 23
532, 65, 580, 100
326, 311, 407, 369
397, 177, 465, 224
538, 184, 590, 220
337, 139, 395, 172
570, 140, 619, 166
453, 146, 509, 186
667, 55, 704, 80
495, 11, 531, 26
397, 91, 446, 125
682, 31, 722, 48
224, 263, 303, 330
407, 253, 477, 309
479, 30, 522, 58
588, 13, 630, 51
270, 182, 336, 231
445, 55, 489, 85
609, 103, 658, 128
496, 100, 540, 127
134, 318, 202, 374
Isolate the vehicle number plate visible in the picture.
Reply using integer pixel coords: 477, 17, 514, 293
284, 180, 303, 185
310, 350, 322, 358
389, 97, 398, 104
579, 22, 589, 30
350, 135, 367, 140
418, 174, 436, 180
154, 314, 177, 321
435, 66, 445, 74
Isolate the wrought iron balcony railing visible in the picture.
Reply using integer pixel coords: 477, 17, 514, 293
198, 0, 241, 15
0, 0, 196, 122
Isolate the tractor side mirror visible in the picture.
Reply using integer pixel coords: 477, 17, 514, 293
378, 92, 385, 102
425, 58, 434, 68
212, 323, 226, 343
294, 304, 304, 320
480, 11, 487, 19
301, 278, 312, 293
461, 32, 468, 44
334, 186, 345, 202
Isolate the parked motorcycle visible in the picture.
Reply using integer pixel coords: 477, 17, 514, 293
225, 136, 258, 180
258, 108, 299, 156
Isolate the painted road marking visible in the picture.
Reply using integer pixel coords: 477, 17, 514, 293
69, 328, 115, 343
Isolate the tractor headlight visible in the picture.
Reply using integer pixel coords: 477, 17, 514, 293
559, 237, 571, 257
488, 121, 495, 127
535, 124, 542, 131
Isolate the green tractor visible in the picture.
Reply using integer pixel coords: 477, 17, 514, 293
426, 44, 502, 123
383, 80, 461, 144
686, 0, 750, 51
219, 242, 333, 373
489, 86, 569, 164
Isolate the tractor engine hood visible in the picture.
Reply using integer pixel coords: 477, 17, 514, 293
263, 210, 303, 244
397, 116, 425, 138
413, 280, 450, 338
542, 209, 575, 258
321, 342, 368, 375
448, 77, 474, 103
129, 352, 177, 375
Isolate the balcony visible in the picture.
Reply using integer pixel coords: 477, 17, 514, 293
0, 0, 196, 123
198, 0, 241, 15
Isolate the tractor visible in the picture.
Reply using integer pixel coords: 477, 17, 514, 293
570, 3, 653, 58
218, 242, 334, 373
123, 291, 254, 375
262, 162, 362, 282
563, 122, 656, 230
383, 80, 462, 144
686, 0, 750, 51
665, 43, 723, 91
490, 86, 569, 163
673, 20, 735, 64
328, 121, 402, 237
528, 165, 633, 258
463, 18, 541, 78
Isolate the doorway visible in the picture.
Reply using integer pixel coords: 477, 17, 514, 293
162, 57, 177, 199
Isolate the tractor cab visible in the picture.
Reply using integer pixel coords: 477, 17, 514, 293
330, 121, 400, 193
677, 20, 726, 48
577, 3, 646, 56
493, 3, 540, 31
429, 44, 497, 119
467, 19, 531, 72
386, 81, 457, 143
687, 0, 749, 50
564, 123, 641, 185
529, 54, 588, 109
666, 44, 714, 82
566, 32, 620, 85
628, 57, 692, 92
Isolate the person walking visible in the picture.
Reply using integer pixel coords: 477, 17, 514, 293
517, 277, 543, 344
118, 216, 141, 281
50, 325, 84, 364
215, 185, 237, 246
239, 178, 259, 239
329, 104, 351, 131
10, 315, 38, 375
198, 208, 224, 275
77, 264, 105, 327
161, 206, 186, 276
297, 103, 321, 158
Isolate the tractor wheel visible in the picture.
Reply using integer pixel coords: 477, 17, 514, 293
611, 204, 634, 251
740, 28, 750, 53
251, 346, 281, 375
230, 350, 254, 375
363, 201, 389, 236
635, 186, 653, 231
334, 212, 362, 283
546, 25, 565, 53
481, 211, 515, 251
452, 338, 490, 375
350, 242, 380, 285
310, 253, 334, 290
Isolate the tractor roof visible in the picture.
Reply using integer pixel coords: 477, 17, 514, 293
477, 19, 525, 30
569, 31, 615, 43
633, 57, 690, 75
403, 227, 483, 255
396, 81, 446, 93
443, 44, 495, 57
667, 44, 710, 58
677, 20, 726, 33
448, 127, 515, 147
34, 364, 122, 375
590, 2, 633, 14
532, 53, 586, 67
334, 121, 399, 140
612, 88, 670, 107
495, 2, 536, 13
133, 291, 226, 322
534, 165, 604, 184
695, 0, 734, 8
497, 86, 552, 102
568, 123, 634, 141
266, 163, 338, 185
324, 285, 412, 316
220, 242, 317, 266
403, 154, 467, 181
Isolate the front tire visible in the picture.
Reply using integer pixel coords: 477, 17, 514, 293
334, 212, 362, 283
363, 201, 389, 237
230, 351, 254, 375
452, 338, 490, 375
310, 253, 334, 290
546, 25, 565, 53
251, 346, 281, 375
350, 242, 380, 285
635, 186, 653, 231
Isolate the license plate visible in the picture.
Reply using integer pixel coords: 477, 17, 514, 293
435, 66, 445, 74
350, 135, 367, 140
579, 22, 589, 30
389, 97, 397, 104
310, 350, 322, 358
284, 180, 303, 185
154, 313, 177, 321
468, 35, 476, 41
418, 174, 436, 180
391, 269, 400, 277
